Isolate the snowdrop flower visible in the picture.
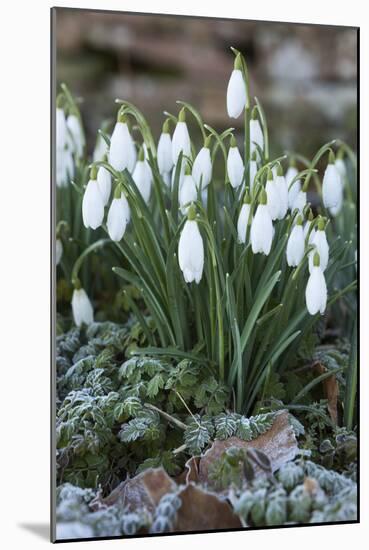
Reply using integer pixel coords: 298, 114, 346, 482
179, 165, 197, 214
107, 186, 130, 242
56, 147, 74, 188
82, 165, 105, 230
97, 158, 112, 206
335, 151, 346, 181
67, 113, 85, 158
249, 151, 258, 193
305, 252, 327, 315
250, 111, 264, 158
93, 132, 108, 162
109, 112, 136, 172
227, 136, 244, 189
132, 147, 152, 204
192, 136, 212, 190
172, 108, 191, 165
237, 189, 252, 244
250, 188, 273, 255
226, 53, 247, 119
274, 164, 288, 219
286, 162, 301, 210
322, 151, 342, 211
71, 284, 94, 327
178, 205, 204, 284
265, 168, 280, 221
56, 107, 67, 151
56, 239, 63, 265
309, 218, 329, 273
157, 119, 174, 176
286, 215, 305, 267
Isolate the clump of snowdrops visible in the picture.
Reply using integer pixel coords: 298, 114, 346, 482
56, 48, 357, 415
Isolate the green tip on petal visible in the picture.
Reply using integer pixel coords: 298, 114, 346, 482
251, 108, 258, 120
138, 147, 145, 162
267, 168, 273, 181
230, 135, 237, 148
328, 150, 335, 164
162, 119, 171, 134
296, 215, 303, 226
204, 135, 212, 149
234, 53, 243, 71
243, 188, 251, 204
90, 165, 98, 180
289, 157, 296, 168
313, 252, 320, 267
178, 107, 186, 122
277, 164, 284, 177
317, 217, 325, 231
337, 148, 344, 160
185, 164, 191, 176
187, 203, 196, 220
260, 188, 267, 205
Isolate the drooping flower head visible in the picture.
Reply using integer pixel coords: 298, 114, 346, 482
157, 119, 174, 176
66, 112, 85, 158
109, 111, 136, 172
322, 150, 342, 212
286, 159, 301, 211
249, 150, 258, 193
132, 147, 152, 204
82, 165, 105, 230
97, 155, 112, 206
227, 135, 244, 189
178, 204, 204, 284
250, 188, 273, 255
237, 188, 252, 244
226, 53, 247, 119
274, 164, 289, 219
107, 183, 130, 242
250, 109, 264, 159
286, 215, 305, 267
71, 280, 94, 327
308, 217, 329, 273
192, 135, 213, 191
172, 108, 191, 165
305, 252, 327, 315
265, 167, 280, 221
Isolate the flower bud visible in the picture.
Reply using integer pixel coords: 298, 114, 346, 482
226, 55, 247, 119
227, 136, 244, 189
308, 220, 329, 273
192, 145, 212, 190
97, 162, 112, 206
322, 152, 342, 211
274, 165, 288, 219
107, 189, 130, 241
237, 189, 251, 244
71, 287, 94, 327
109, 115, 136, 172
67, 113, 85, 158
286, 163, 301, 210
172, 109, 191, 165
132, 148, 152, 203
286, 216, 304, 266
56, 108, 67, 151
157, 120, 173, 175
305, 254, 327, 315
178, 210, 204, 284
250, 190, 273, 255
82, 167, 105, 230
265, 168, 280, 221
250, 112, 264, 158
179, 167, 197, 214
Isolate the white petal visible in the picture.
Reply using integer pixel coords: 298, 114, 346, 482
82, 179, 104, 229
157, 133, 173, 174
192, 147, 212, 190
306, 267, 326, 315
97, 166, 112, 206
109, 122, 134, 172
250, 204, 273, 255
308, 230, 329, 272
286, 225, 304, 266
179, 175, 197, 214
172, 122, 191, 165
227, 146, 244, 188
266, 179, 280, 221
93, 134, 108, 162
286, 167, 301, 210
133, 161, 151, 203
291, 190, 306, 213
237, 204, 251, 243
335, 158, 346, 179
226, 69, 246, 118
249, 160, 258, 193
67, 114, 84, 157
72, 288, 94, 326
322, 164, 342, 209
178, 220, 204, 284
275, 175, 288, 219
107, 196, 129, 241
56, 108, 67, 150
56, 239, 63, 265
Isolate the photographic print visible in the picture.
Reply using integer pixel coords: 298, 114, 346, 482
51, 7, 358, 542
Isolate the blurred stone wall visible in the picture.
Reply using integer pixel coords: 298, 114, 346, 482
55, 9, 357, 158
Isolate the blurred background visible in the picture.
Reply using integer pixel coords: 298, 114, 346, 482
55, 8, 357, 158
